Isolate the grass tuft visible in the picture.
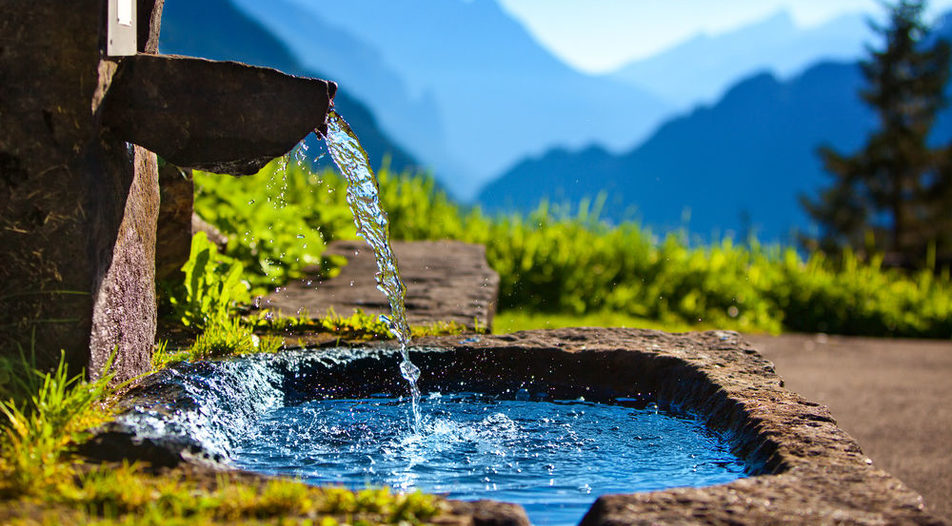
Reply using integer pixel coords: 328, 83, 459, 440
0, 350, 117, 496
0, 349, 444, 525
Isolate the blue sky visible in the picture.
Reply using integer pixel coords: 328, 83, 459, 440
497, 0, 952, 73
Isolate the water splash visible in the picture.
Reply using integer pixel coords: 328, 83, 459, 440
321, 111, 422, 431
232, 392, 747, 526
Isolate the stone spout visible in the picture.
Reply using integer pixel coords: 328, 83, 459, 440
102, 54, 337, 175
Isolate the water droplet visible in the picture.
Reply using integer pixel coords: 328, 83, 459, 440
400, 359, 421, 383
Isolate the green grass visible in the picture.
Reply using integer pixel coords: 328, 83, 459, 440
0, 350, 118, 497
247, 308, 480, 343
190, 159, 952, 339
45, 466, 440, 525
493, 310, 703, 334
0, 348, 443, 525
192, 162, 357, 293
378, 169, 952, 338
151, 319, 285, 370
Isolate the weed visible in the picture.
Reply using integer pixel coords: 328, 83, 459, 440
247, 308, 322, 333
193, 158, 952, 338
30, 462, 441, 524
168, 232, 251, 329
411, 319, 485, 338
152, 320, 283, 368
150, 340, 188, 370
0, 351, 116, 496
190, 318, 283, 360
249, 308, 477, 341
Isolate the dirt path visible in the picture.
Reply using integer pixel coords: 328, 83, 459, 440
745, 333, 952, 520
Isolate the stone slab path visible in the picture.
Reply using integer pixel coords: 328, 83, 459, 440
746, 333, 952, 520
259, 240, 499, 331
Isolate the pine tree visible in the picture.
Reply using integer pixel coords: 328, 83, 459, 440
802, 0, 952, 267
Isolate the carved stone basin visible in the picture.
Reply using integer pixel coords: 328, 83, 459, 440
96, 328, 943, 525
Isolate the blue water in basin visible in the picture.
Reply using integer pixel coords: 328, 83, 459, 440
231, 392, 745, 525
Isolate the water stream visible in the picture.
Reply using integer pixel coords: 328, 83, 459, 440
321, 111, 422, 431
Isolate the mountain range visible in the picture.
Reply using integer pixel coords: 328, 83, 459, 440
158, 0, 948, 243
479, 11, 952, 243
609, 10, 873, 110
479, 62, 878, 243
276, 0, 674, 198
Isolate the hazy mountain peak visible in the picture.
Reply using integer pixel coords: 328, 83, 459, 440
281, 0, 672, 198
611, 9, 872, 109
733, 9, 797, 38
480, 60, 882, 243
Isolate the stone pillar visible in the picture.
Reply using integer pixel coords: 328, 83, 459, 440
155, 163, 194, 282
1, 1, 333, 383
0, 1, 164, 382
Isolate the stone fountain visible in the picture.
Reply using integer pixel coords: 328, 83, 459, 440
93, 328, 946, 525
0, 0, 335, 381
2, 3, 947, 525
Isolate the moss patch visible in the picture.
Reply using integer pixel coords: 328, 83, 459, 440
0, 345, 450, 525
2, 463, 442, 525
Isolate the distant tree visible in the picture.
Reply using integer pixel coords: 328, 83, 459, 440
802, 0, 952, 268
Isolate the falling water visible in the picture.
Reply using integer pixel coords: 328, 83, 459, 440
321, 110, 422, 431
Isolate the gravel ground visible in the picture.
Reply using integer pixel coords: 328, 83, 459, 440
746, 333, 952, 520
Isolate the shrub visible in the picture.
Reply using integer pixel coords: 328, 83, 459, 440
193, 160, 356, 292
192, 160, 952, 338
167, 232, 250, 329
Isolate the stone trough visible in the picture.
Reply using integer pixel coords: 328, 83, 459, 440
97, 328, 945, 525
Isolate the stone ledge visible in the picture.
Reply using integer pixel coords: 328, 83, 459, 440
259, 240, 500, 331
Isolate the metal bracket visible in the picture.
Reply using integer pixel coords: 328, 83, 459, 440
107, 0, 137, 56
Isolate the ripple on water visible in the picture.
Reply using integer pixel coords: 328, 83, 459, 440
232, 393, 746, 526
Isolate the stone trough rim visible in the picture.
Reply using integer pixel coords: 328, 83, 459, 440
105, 327, 944, 525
